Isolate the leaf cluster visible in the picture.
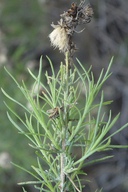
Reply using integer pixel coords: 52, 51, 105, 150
2, 56, 128, 192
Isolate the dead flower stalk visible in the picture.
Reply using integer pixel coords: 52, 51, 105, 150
49, 1, 93, 65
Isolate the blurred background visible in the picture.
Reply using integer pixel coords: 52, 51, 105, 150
0, 0, 128, 191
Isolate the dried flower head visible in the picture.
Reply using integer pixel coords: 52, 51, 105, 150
47, 106, 64, 119
49, 23, 69, 53
49, 0, 94, 56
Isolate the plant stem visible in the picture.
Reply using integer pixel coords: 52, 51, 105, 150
60, 52, 71, 191
60, 139, 66, 192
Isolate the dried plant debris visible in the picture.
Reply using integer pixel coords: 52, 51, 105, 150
49, 1, 93, 55
47, 102, 77, 119
47, 106, 64, 119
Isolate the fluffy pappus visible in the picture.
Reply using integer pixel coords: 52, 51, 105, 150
49, 25, 69, 53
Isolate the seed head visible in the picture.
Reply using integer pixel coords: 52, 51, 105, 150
49, 1, 94, 56
49, 24, 69, 53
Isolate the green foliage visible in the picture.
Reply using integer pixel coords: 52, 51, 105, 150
0, 67, 37, 192
2, 55, 128, 192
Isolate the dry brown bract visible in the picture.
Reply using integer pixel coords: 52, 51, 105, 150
47, 106, 64, 119
49, 1, 93, 55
